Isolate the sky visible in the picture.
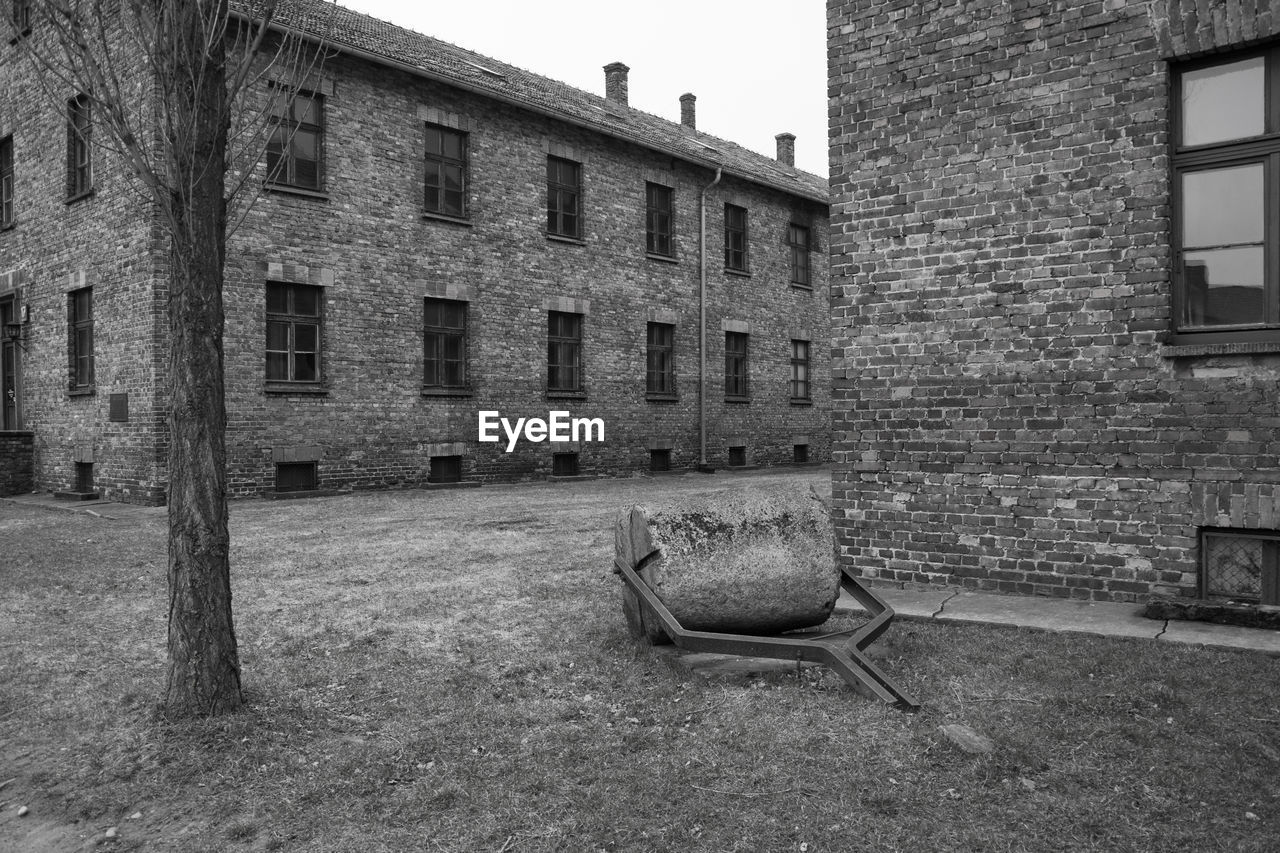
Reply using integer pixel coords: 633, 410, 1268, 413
334, 0, 830, 178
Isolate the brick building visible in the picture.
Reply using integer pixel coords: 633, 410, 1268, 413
0, 0, 829, 501
829, 0, 1280, 607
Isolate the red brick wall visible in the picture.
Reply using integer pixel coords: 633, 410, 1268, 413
828, 0, 1280, 601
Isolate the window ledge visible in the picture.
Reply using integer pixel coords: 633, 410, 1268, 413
547, 233, 586, 246
724, 395, 751, 404
421, 386, 474, 398
422, 211, 472, 227
265, 184, 330, 201
790, 397, 813, 406
68, 386, 95, 398
65, 189, 95, 205
646, 252, 679, 264
1160, 340, 1280, 358
724, 268, 752, 278
546, 390, 587, 401
645, 392, 678, 403
264, 382, 329, 396
790, 283, 814, 292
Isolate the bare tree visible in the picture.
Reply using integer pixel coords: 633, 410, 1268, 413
7, 0, 330, 716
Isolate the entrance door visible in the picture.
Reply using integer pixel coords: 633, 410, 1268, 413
0, 298, 19, 430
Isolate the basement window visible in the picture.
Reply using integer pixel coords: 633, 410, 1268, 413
428, 455, 462, 484
649, 449, 671, 472
1201, 529, 1280, 605
75, 462, 93, 493
728, 446, 747, 468
552, 452, 579, 477
275, 461, 317, 493
793, 444, 809, 465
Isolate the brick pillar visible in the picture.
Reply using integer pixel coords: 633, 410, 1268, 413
775, 132, 795, 166
604, 62, 629, 105
680, 93, 696, 129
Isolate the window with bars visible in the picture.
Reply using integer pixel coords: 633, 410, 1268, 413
547, 156, 581, 238
266, 89, 324, 192
0, 135, 12, 228
646, 182, 673, 257
724, 203, 748, 271
66, 94, 92, 200
265, 282, 322, 384
646, 322, 675, 396
1202, 529, 1280, 605
69, 287, 93, 391
424, 298, 467, 389
10, 0, 31, 35
424, 124, 467, 218
276, 462, 317, 492
428, 455, 463, 484
791, 339, 811, 401
724, 331, 748, 398
788, 223, 811, 287
547, 311, 582, 393
793, 444, 809, 465
1172, 47, 1280, 343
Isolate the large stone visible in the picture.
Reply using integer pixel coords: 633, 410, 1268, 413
616, 485, 840, 637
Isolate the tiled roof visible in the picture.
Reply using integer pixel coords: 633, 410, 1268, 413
239, 0, 828, 204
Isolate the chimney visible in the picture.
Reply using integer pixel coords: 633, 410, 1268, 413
604, 62, 630, 106
680, 93, 696, 129
775, 133, 795, 167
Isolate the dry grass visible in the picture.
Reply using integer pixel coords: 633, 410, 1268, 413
2, 469, 1279, 852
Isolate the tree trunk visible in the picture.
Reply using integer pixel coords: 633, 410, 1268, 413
162, 0, 241, 716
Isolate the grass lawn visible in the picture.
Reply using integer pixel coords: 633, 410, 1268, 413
2, 468, 1279, 852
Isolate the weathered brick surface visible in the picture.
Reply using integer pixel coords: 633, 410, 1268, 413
2, 28, 829, 503
828, 0, 1280, 602
0, 430, 34, 495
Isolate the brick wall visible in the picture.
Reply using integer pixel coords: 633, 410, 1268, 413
221, 50, 830, 495
828, 0, 1280, 602
0, 431, 33, 496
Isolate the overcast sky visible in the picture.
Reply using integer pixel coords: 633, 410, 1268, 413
335, 0, 830, 178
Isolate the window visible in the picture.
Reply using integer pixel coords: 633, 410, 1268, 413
646, 322, 675, 395
791, 339, 811, 401
11, 0, 30, 36
552, 452, 579, 477
728, 446, 747, 467
788, 223, 811, 286
547, 311, 582, 393
1172, 48, 1280, 342
646, 183, 673, 256
276, 462, 317, 493
428, 455, 462, 484
69, 287, 93, 390
724, 203, 748, 271
649, 449, 671, 472
265, 282, 321, 383
724, 331, 748, 398
794, 444, 809, 465
66, 94, 92, 200
424, 298, 467, 389
1202, 529, 1280, 605
424, 124, 467, 218
0, 135, 12, 228
266, 89, 324, 191
547, 156, 581, 238
74, 462, 93, 493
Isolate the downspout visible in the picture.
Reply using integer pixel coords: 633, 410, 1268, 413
698, 167, 722, 471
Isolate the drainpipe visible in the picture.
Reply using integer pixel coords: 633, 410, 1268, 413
698, 167, 721, 471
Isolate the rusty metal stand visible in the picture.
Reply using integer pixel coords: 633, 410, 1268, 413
615, 555, 920, 711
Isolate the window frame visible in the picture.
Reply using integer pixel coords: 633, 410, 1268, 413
424, 123, 468, 219
724, 331, 749, 399
266, 87, 325, 193
265, 282, 323, 386
0, 135, 13, 229
547, 155, 582, 239
645, 321, 675, 397
1200, 528, 1280, 605
10, 0, 31, 38
645, 182, 674, 257
788, 223, 811, 287
423, 297, 468, 391
547, 310, 583, 394
69, 286, 93, 392
724, 203, 749, 272
790, 339, 811, 401
66, 94, 92, 202
1170, 46, 1280, 344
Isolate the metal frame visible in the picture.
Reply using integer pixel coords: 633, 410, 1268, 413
615, 554, 920, 711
